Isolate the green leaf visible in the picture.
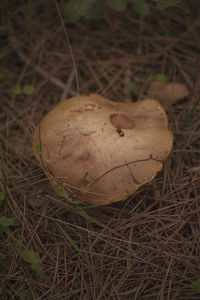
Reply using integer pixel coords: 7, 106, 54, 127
156, 0, 182, 10
0, 216, 15, 228
134, 76, 144, 83
56, 187, 69, 199
35, 144, 41, 154
151, 73, 168, 84
55, 187, 79, 204
11, 85, 22, 95
63, 0, 92, 22
21, 250, 46, 282
131, 0, 150, 15
19, 288, 33, 300
0, 191, 6, 202
107, 0, 128, 12
63, 0, 106, 22
23, 85, 35, 95
193, 278, 200, 293
125, 81, 138, 92
93, 0, 107, 20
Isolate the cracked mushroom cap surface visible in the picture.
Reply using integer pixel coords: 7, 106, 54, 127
32, 93, 173, 205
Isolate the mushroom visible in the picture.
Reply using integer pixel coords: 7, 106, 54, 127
32, 94, 173, 205
147, 81, 189, 107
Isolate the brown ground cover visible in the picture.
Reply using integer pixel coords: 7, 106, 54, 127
1, 1, 200, 299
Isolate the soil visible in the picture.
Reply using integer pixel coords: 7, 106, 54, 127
1, 1, 200, 299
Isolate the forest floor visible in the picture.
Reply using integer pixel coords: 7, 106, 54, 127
1, 1, 200, 299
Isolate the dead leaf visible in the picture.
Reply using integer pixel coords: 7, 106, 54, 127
147, 81, 189, 106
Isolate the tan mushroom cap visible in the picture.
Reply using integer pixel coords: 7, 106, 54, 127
33, 94, 173, 205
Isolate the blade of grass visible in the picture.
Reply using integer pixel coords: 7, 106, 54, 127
57, 204, 97, 216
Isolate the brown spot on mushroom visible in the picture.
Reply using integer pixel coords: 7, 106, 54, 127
110, 113, 135, 129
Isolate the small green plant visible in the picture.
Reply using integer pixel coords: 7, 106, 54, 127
11, 84, 21, 95
55, 186, 84, 205
17, 287, 33, 300
21, 250, 46, 282
11, 84, 35, 95
23, 84, 35, 95
151, 73, 169, 84
0, 216, 18, 234
156, 0, 182, 10
0, 191, 6, 202
55, 186, 72, 201
193, 278, 200, 293
35, 143, 41, 155
62, 0, 182, 23
124, 75, 144, 93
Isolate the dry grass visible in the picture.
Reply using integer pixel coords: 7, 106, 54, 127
1, 1, 200, 299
